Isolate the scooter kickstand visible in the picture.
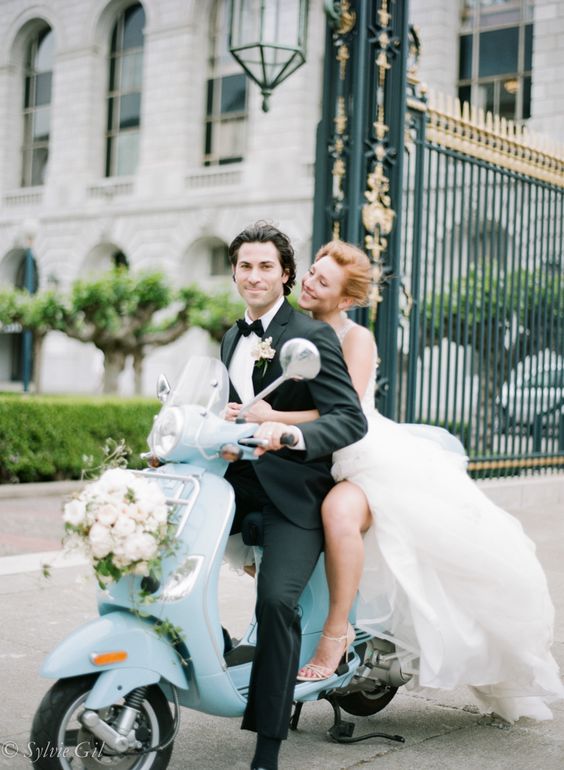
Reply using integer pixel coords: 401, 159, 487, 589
324, 695, 405, 745
289, 701, 304, 731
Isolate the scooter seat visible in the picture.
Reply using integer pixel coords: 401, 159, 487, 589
241, 512, 264, 547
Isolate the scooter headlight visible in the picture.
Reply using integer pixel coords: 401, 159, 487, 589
151, 407, 184, 459
161, 555, 204, 601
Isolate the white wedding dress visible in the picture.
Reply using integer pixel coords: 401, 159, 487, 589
332, 319, 564, 722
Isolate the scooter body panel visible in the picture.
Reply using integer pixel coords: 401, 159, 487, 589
98, 463, 254, 716
40, 612, 189, 699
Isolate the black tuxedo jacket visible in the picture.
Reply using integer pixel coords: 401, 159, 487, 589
220, 299, 367, 529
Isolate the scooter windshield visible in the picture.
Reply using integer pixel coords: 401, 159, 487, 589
166, 356, 229, 415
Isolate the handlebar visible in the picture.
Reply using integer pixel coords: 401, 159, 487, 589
238, 433, 298, 448
238, 438, 270, 448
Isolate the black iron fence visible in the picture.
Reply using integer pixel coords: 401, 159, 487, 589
312, 5, 563, 479
392, 95, 564, 478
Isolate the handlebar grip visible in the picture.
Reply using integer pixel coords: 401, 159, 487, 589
280, 432, 298, 447
238, 437, 269, 448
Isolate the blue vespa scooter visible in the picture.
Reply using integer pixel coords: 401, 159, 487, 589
30, 339, 408, 770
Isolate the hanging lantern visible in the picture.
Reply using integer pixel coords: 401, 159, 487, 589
229, 0, 309, 112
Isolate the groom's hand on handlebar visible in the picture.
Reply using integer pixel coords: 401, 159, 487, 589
224, 400, 274, 423
223, 402, 242, 421
253, 422, 300, 456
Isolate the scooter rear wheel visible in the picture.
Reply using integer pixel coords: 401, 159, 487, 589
30, 674, 174, 770
336, 685, 398, 716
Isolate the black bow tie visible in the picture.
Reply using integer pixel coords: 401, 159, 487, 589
236, 318, 264, 337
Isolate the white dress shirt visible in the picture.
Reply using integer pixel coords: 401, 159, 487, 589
229, 295, 305, 449
229, 295, 285, 403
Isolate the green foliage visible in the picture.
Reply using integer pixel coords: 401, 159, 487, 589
0, 288, 25, 326
22, 290, 67, 334
425, 265, 564, 351
0, 395, 158, 483
188, 289, 245, 342
0, 268, 254, 393
0, 287, 66, 333
69, 268, 173, 337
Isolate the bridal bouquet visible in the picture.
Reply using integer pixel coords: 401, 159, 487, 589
63, 468, 172, 587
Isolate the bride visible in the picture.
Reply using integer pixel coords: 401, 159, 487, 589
226, 239, 564, 723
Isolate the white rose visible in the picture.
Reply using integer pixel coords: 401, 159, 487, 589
97, 468, 136, 494
96, 504, 119, 527
89, 523, 114, 559
132, 561, 150, 576
63, 499, 87, 526
126, 503, 148, 523
112, 515, 136, 539
154, 504, 169, 524
136, 483, 165, 507
123, 533, 158, 563
113, 553, 131, 569
143, 516, 163, 534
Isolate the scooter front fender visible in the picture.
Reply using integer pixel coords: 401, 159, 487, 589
40, 611, 188, 708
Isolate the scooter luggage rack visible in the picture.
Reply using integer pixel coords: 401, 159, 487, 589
131, 470, 201, 538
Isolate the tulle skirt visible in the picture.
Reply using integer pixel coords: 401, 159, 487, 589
331, 410, 564, 722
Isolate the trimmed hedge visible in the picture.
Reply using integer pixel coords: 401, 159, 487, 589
0, 394, 159, 483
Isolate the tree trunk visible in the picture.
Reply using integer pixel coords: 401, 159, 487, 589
133, 348, 144, 396
103, 349, 127, 394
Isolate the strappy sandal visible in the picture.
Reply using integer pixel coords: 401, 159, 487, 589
296, 623, 355, 682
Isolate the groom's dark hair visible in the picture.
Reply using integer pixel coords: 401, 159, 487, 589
228, 221, 296, 296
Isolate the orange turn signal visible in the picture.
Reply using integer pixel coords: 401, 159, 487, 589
90, 650, 128, 666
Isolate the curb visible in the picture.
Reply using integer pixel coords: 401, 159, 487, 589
0, 480, 85, 499
477, 473, 564, 510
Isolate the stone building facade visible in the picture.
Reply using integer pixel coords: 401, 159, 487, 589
0, 0, 562, 394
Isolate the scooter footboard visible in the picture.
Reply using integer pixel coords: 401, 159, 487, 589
40, 611, 188, 708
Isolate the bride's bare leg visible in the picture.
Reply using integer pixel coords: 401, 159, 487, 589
298, 482, 371, 678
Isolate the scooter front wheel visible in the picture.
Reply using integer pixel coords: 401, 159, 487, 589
30, 674, 174, 770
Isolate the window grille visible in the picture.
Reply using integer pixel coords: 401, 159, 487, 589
458, 0, 534, 122
204, 1, 248, 166
22, 26, 54, 187
106, 3, 145, 177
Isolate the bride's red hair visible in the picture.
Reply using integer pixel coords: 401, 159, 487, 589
314, 240, 378, 307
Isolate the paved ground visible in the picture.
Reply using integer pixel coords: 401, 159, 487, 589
0, 478, 562, 769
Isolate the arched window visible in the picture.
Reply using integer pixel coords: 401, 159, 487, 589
210, 241, 230, 276
22, 26, 54, 187
113, 249, 129, 269
106, 3, 145, 177
204, 1, 248, 166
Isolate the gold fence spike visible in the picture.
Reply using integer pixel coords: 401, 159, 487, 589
420, 89, 564, 186
462, 100, 470, 122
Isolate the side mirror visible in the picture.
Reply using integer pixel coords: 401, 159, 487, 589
237, 338, 320, 421
279, 338, 321, 381
156, 374, 171, 404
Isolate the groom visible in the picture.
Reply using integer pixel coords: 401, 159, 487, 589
221, 221, 367, 770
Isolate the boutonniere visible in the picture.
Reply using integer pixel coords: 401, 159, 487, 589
252, 336, 276, 375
